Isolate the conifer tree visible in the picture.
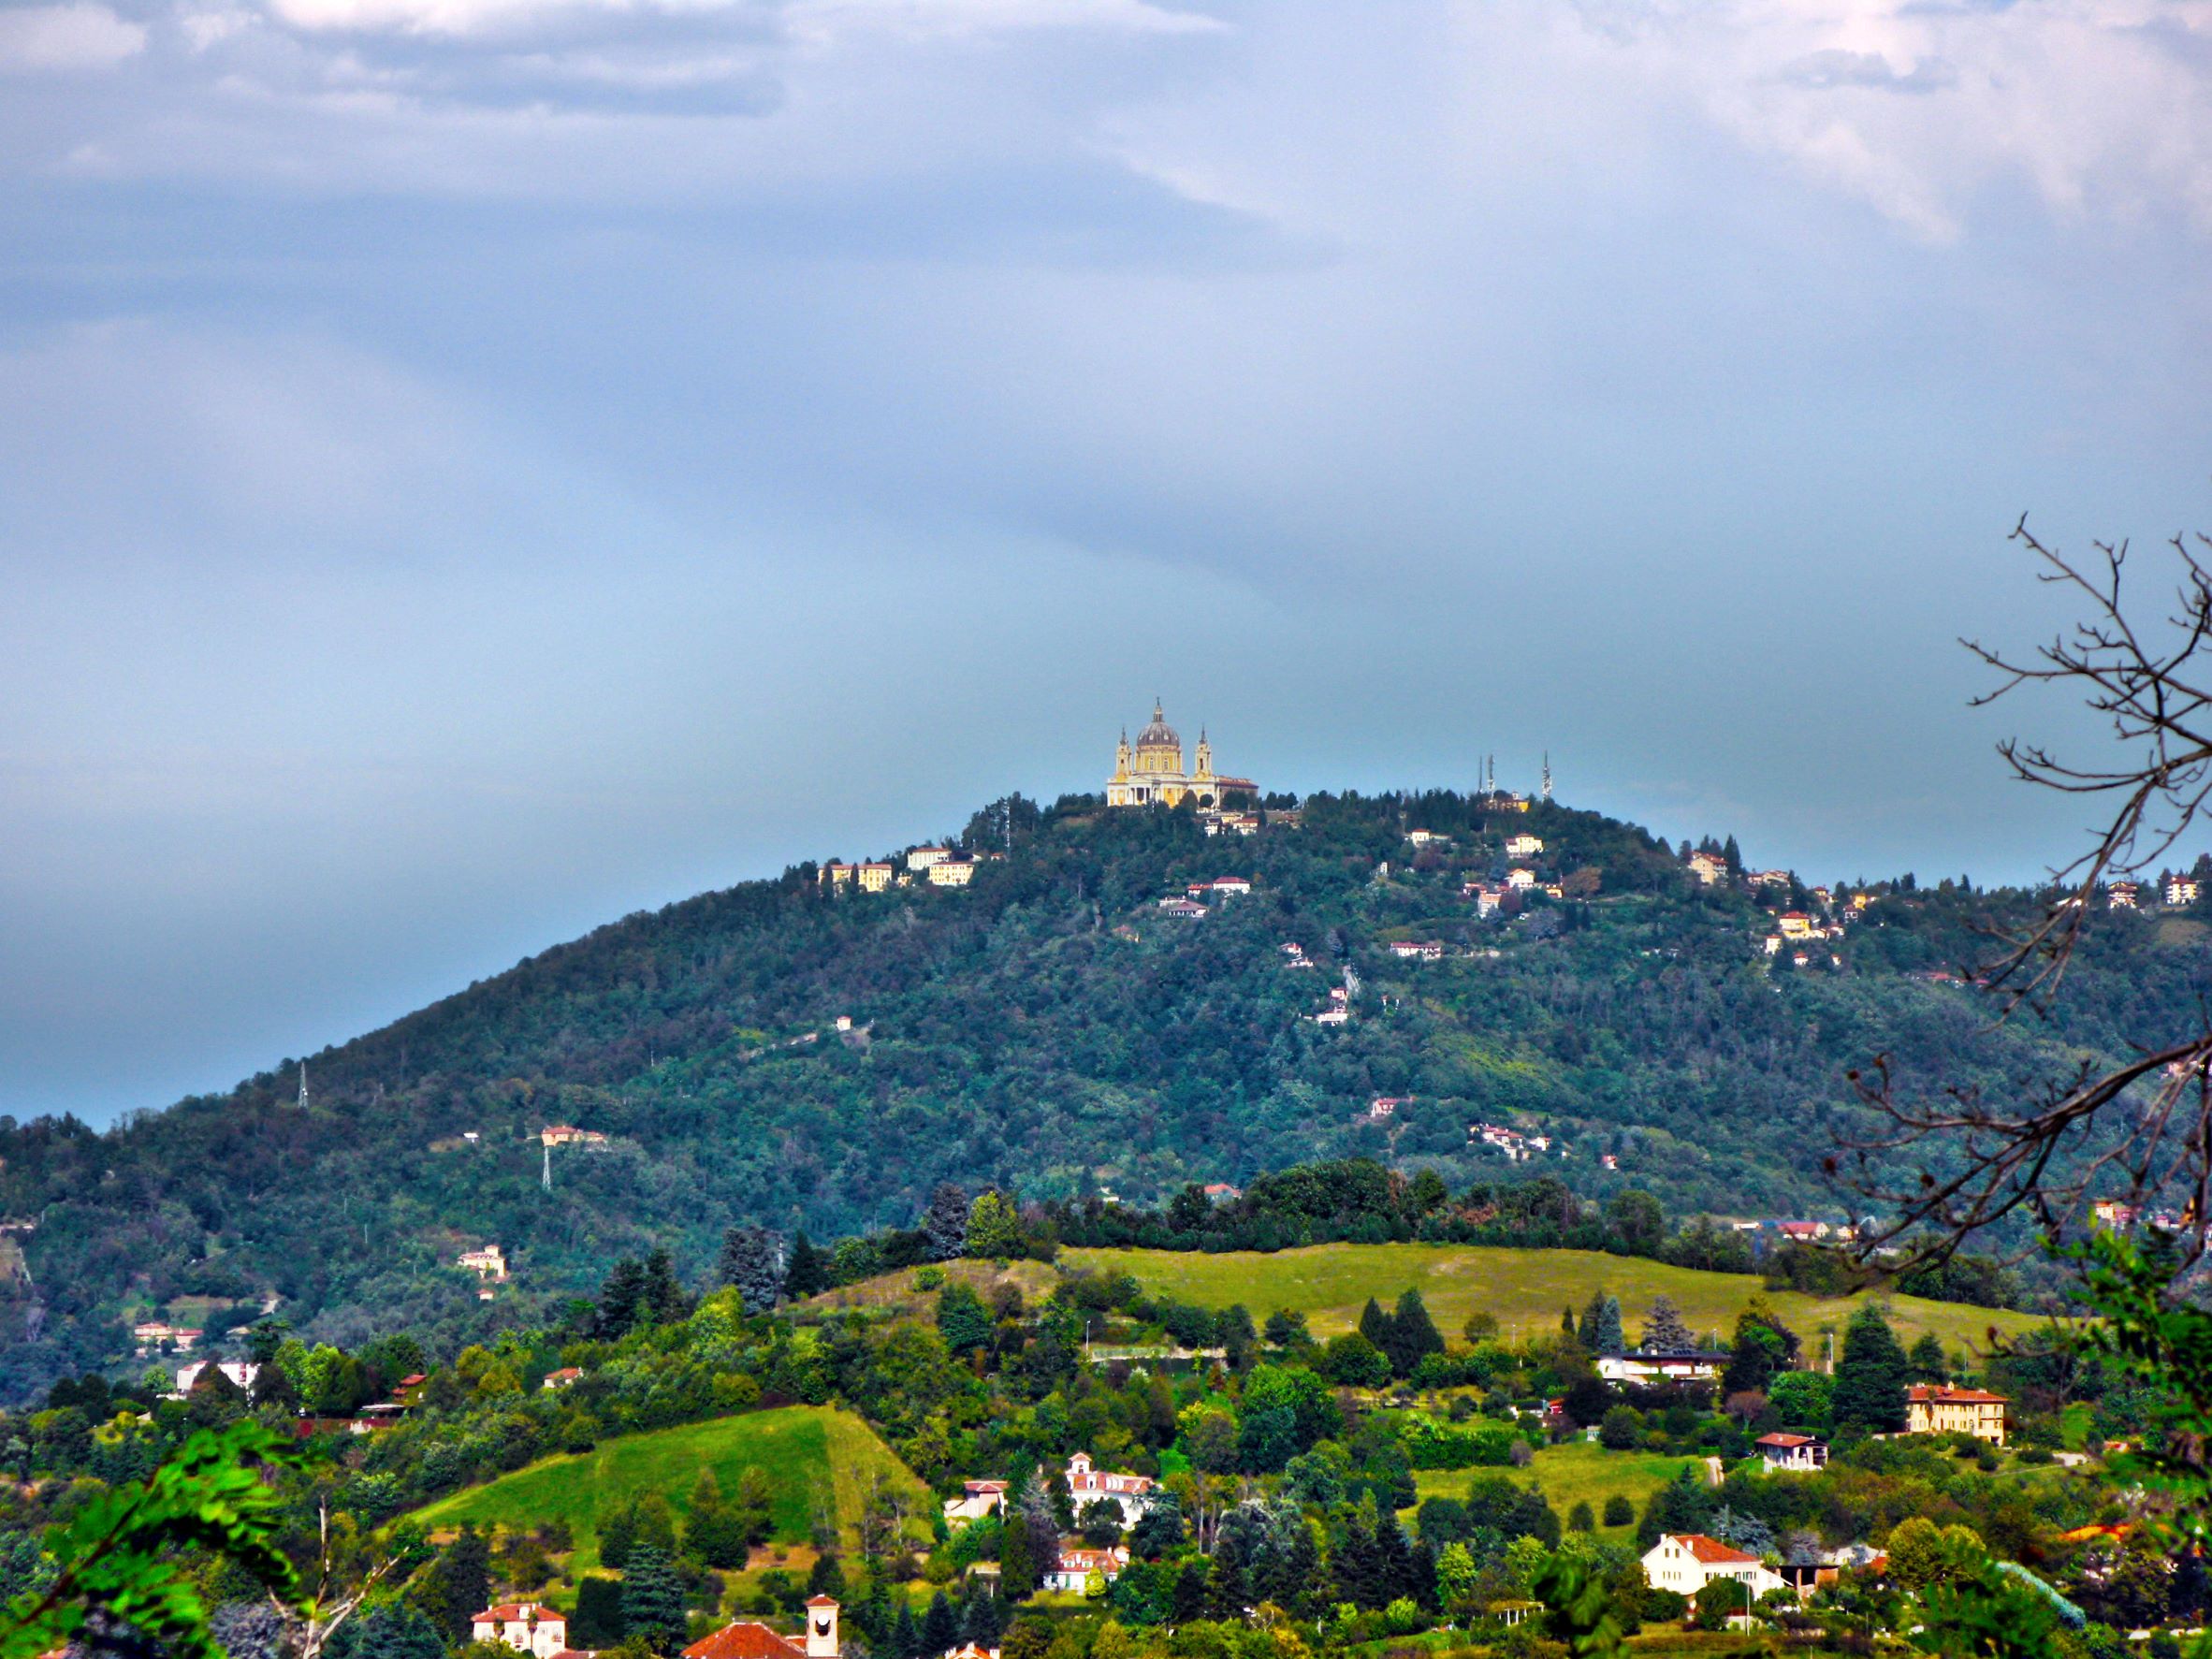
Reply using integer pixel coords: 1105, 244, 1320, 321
891, 1600, 920, 1659
431, 1525, 488, 1643
1641, 1296, 1695, 1352
921, 1592, 957, 1656
1387, 1288, 1444, 1375
924, 1185, 971, 1261
719, 1227, 784, 1314
1832, 1303, 1910, 1433
620, 1544, 687, 1653
1578, 1290, 1623, 1355
1909, 1332, 1948, 1383
1358, 1298, 1395, 1357
784, 1231, 828, 1300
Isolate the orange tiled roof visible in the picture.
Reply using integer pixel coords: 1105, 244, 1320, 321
684, 1625, 805, 1659
1907, 1384, 2008, 1404
1666, 1534, 1758, 1564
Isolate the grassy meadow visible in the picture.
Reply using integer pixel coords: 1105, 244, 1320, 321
409, 1405, 927, 1574
1411, 1443, 1700, 1542
1059, 1243, 2043, 1355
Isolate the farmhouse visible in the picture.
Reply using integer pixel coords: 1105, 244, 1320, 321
456, 1244, 509, 1281
470, 1603, 569, 1659
176, 1361, 258, 1395
1640, 1535, 1786, 1599
1905, 1384, 2009, 1445
942, 1479, 1008, 1526
1594, 1349, 1727, 1385
1044, 1544, 1128, 1593
1065, 1452, 1157, 1521
1755, 1433, 1827, 1472
685, 1598, 843, 1659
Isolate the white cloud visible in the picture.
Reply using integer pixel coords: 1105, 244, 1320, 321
0, 3, 146, 70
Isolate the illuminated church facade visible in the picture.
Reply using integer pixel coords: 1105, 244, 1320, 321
1106, 701, 1258, 809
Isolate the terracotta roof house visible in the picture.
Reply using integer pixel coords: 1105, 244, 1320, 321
1906, 1384, 2008, 1445
685, 1598, 841, 1659
470, 1603, 568, 1659
1754, 1432, 1827, 1471
1640, 1535, 1786, 1599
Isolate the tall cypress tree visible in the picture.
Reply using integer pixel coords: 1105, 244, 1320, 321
1358, 1298, 1395, 1359
921, 1593, 957, 1656
1389, 1288, 1445, 1375
785, 1232, 829, 1300
433, 1526, 488, 1643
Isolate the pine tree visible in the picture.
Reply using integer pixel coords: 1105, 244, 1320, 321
1832, 1303, 1910, 1433
432, 1526, 488, 1643
1388, 1288, 1444, 1375
1909, 1332, 1948, 1383
891, 1601, 920, 1659
920, 1593, 957, 1657
1578, 1291, 1623, 1355
594, 1259, 648, 1341
924, 1185, 971, 1261
620, 1545, 688, 1653
572, 1579, 626, 1649
685, 1468, 747, 1567
1359, 1297, 1395, 1358
784, 1231, 828, 1300
719, 1226, 784, 1314
640, 1247, 691, 1325
1642, 1295, 1695, 1352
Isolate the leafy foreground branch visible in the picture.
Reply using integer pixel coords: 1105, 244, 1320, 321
0, 1422, 300, 1659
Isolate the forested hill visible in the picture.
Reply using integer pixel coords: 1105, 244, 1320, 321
2, 788, 2202, 1396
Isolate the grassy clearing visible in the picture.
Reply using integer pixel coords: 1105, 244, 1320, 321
1409, 1443, 1696, 1540
795, 1259, 1061, 1322
408, 1405, 927, 1574
1060, 1243, 2042, 1355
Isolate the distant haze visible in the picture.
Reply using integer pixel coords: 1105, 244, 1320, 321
3, 0, 2209, 1125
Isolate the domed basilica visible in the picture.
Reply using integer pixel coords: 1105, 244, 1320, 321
1105, 701, 1258, 809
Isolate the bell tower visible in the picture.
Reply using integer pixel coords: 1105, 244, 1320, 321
806, 1598, 839, 1659
1194, 728, 1213, 779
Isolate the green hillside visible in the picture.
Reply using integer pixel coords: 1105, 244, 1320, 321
1061, 1243, 2043, 1354
410, 1405, 926, 1573
0, 784, 2188, 1394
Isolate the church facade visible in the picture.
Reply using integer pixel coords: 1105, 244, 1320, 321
1106, 701, 1257, 809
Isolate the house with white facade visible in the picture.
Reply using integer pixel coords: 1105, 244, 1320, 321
470, 1603, 569, 1659
1640, 1535, 1785, 1600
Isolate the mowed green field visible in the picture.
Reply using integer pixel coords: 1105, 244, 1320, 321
1061, 1243, 2044, 1354
1412, 1443, 1699, 1541
409, 1405, 927, 1574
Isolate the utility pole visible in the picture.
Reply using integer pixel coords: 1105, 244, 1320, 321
298, 1063, 309, 1110
542, 1143, 552, 1193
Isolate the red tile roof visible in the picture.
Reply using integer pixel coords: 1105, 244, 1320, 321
683, 1624, 805, 1659
473, 1605, 563, 1624
1907, 1384, 2008, 1404
1755, 1433, 1820, 1448
1666, 1534, 1758, 1564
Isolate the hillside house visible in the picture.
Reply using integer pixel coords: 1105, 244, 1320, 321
2091, 1200, 2138, 1230
1388, 939, 1444, 961
685, 1598, 843, 1659
1755, 1433, 1827, 1471
1471, 1122, 1531, 1161
541, 1367, 584, 1390
456, 1244, 509, 1282
1044, 1544, 1128, 1594
1749, 869, 1790, 891
131, 1322, 202, 1352
928, 859, 976, 887
1404, 829, 1447, 847
177, 1361, 258, 1395
1506, 867, 1536, 890
942, 1479, 1007, 1526
1906, 1384, 2008, 1445
1186, 877, 1251, 897
1595, 1349, 1727, 1385
821, 862, 854, 888
857, 863, 894, 892
540, 1126, 607, 1148
2109, 880, 2140, 909
1202, 1182, 1241, 1202
1687, 851, 1726, 886
1761, 935, 1783, 956
1278, 942, 1314, 968
1065, 1452, 1157, 1521
2172, 877, 2203, 906
470, 1603, 569, 1659
1778, 912, 1817, 939
1206, 812, 1260, 837
1157, 897, 1207, 919
908, 848, 951, 871
1462, 881, 1505, 917
1640, 1535, 1786, 1600
1368, 1097, 1407, 1120
1505, 834, 1543, 858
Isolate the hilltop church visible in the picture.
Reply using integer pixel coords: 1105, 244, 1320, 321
1106, 701, 1258, 809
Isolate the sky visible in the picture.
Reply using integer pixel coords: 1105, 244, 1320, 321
4, 0, 2211, 1126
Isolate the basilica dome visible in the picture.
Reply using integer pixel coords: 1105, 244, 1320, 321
1135, 701, 1181, 750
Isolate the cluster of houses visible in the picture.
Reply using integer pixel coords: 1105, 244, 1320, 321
130, 1320, 203, 1354
1157, 876, 1252, 920
939, 1456, 1153, 1594
1468, 1121, 1562, 1161
821, 846, 1005, 894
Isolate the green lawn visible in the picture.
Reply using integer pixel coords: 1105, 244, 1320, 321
1061, 1243, 2042, 1355
408, 1405, 927, 1574
1410, 1443, 1696, 1539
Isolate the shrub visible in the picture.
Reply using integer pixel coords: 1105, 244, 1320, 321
1602, 1495, 1634, 1527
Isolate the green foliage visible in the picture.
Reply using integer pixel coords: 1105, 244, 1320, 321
1833, 1302, 1911, 1433
0, 1422, 298, 1659
618, 1545, 686, 1652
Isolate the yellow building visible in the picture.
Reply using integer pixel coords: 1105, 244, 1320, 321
1906, 1384, 2007, 1445
1106, 701, 1257, 809
928, 859, 975, 887
857, 864, 894, 892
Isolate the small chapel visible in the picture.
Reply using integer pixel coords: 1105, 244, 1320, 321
1105, 701, 1258, 810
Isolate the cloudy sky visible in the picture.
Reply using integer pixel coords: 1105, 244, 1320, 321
4, 0, 2210, 1124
